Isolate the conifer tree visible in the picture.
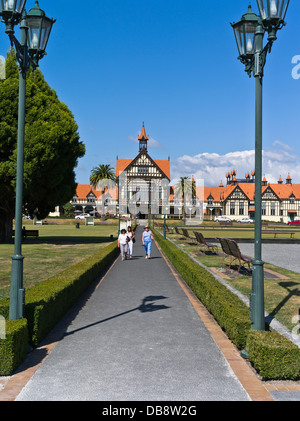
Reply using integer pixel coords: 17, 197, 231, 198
0, 50, 85, 242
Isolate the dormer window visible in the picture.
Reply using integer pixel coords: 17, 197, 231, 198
290, 195, 295, 205
207, 195, 214, 206
87, 194, 95, 203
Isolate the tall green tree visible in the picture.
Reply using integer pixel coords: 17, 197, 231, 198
90, 164, 116, 220
0, 50, 85, 242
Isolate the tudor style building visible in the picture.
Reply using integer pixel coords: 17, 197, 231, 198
204, 171, 300, 223
67, 124, 171, 218
65, 124, 300, 223
116, 123, 171, 217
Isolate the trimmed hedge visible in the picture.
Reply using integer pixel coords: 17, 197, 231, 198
247, 331, 300, 380
0, 241, 119, 350
154, 229, 250, 349
0, 319, 28, 376
154, 229, 300, 380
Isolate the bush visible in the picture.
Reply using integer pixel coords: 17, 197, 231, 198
247, 331, 300, 380
154, 230, 250, 349
0, 319, 28, 375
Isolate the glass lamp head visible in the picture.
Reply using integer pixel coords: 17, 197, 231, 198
26, 1, 55, 57
231, 4, 259, 58
256, 0, 290, 26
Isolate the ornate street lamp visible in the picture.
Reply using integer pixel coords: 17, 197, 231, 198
26, 1, 55, 63
231, 1, 290, 334
0, 1, 55, 320
231, 5, 259, 76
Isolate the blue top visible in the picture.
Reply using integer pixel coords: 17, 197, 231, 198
143, 230, 152, 242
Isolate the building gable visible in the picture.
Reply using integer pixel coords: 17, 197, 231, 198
126, 152, 170, 180
262, 186, 280, 201
226, 185, 248, 201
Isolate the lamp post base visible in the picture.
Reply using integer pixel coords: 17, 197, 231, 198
250, 259, 265, 331
9, 254, 25, 320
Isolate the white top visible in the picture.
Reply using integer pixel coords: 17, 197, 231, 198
126, 231, 133, 242
118, 233, 128, 245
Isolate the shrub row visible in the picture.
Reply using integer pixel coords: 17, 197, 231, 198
0, 241, 119, 374
154, 230, 300, 380
154, 229, 250, 349
247, 331, 300, 380
0, 319, 28, 376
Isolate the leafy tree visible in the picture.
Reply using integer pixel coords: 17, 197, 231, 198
90, 164, 116, 220
0, 50, 85, 242
63, 202, 74, 218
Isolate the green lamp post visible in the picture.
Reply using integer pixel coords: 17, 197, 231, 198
0, 1, 55, 320
231, 1, 290, 332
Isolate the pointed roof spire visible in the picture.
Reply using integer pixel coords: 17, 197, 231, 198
138, 122, 149, 140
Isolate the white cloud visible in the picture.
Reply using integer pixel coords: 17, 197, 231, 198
171, 141, 300, 186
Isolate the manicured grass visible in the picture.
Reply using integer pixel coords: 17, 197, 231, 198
167, 230, 300, 333
0, 223, 118, 300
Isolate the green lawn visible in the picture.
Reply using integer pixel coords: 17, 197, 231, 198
0, 222, 118, 300
166, 229, 300, 333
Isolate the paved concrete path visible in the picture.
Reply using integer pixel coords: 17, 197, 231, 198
15, 226, 254, 401
237, 243, 300, 274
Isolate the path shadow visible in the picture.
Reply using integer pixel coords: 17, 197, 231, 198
63, 295, 170, 337
267, 281, 300, 324
19, 236, 115, 245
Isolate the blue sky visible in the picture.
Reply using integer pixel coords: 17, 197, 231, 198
1, 0, 300, 186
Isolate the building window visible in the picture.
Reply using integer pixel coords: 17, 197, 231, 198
290, 196, 295, 204
280, 209, 283, 216
138, 167, 149, 174
230, 201, 235, 215
262, 202, 266, 216
271, 202, 275, 216
239, 202, 244, 215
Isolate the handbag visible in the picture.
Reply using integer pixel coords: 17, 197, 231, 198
132, 236, 136, 243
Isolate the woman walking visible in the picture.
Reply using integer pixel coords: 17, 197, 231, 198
126, 226, 135, 259
118, 229, 128, 261
142, 226, 154, 259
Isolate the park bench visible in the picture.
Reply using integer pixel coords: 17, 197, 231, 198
181, 228, 196, 243
13, 229, 39, 239
264, 231, 295, 238
193, 231, 217, 253
217, 237, 253, 272
219, 221, 233, 226
174, 226, 181, 235
43, 220, 58, 225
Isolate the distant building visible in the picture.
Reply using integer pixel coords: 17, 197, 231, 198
204, 171, 300, 223
65, 125, 300, 223
116, 123, 171, 218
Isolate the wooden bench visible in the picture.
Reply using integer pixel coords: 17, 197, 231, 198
193, 231, 217, 253
217, 237, 252, 272
219, 221, 233, 226
43, 220, 58, 225
181, 228, 196, 242
174, 226, 182, 235
264, 231, 295, 238
13, 229, 39, 239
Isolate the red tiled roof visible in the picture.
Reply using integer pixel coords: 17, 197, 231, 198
116, 158, 170, 180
